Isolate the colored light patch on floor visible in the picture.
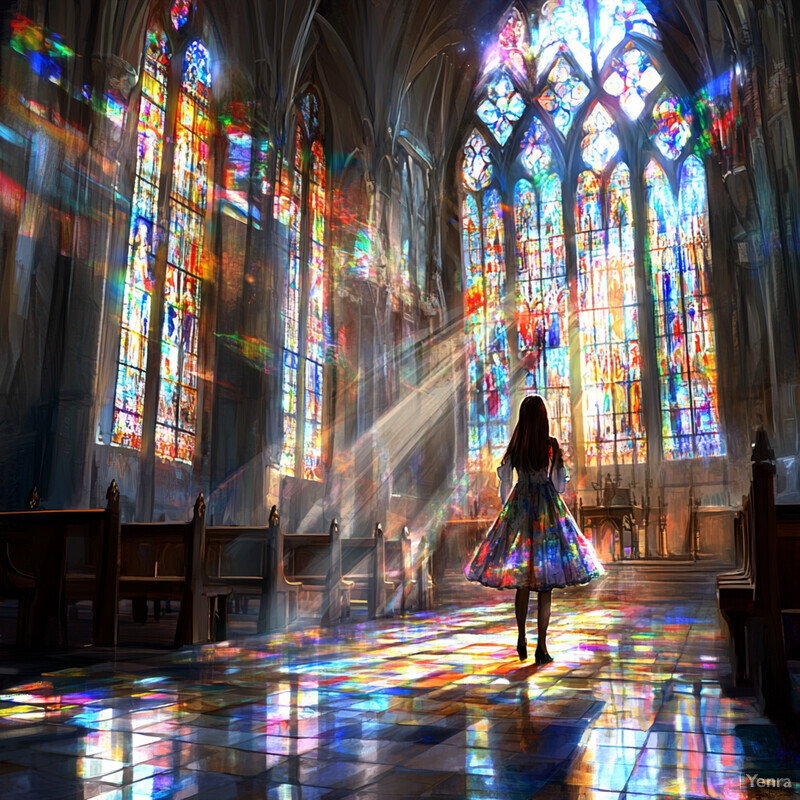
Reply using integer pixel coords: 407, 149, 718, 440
0, 569, 798, 798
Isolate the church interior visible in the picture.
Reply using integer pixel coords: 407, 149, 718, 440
0, 0, 799, 797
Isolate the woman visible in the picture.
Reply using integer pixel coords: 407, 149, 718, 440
464, 395, 605, 663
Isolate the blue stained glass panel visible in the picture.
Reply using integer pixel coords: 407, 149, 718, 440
532, 0, 591, 78
520, 117, 554, 178
110, 25, 170, 451
538, 56, 590, 135
652, 94, 692, 160
477, 73, 526, 146
462, 131, 493, 191
596, 0, 658, 68
576, 163, 645, 466
603, 43, 661, 120
581, 104, 619, 172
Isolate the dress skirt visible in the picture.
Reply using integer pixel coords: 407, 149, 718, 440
464, 473, 605, 592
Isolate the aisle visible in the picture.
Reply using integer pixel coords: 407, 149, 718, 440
0, 571, 797, 799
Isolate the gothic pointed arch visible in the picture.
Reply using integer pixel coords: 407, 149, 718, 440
459, 0, 724, 480
108, 2, 214, 466
155, 38, 212, 462
110, 22, 170, 452
280, 88, 330, 481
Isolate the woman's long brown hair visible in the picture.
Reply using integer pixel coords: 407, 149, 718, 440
502, 395, 552, 472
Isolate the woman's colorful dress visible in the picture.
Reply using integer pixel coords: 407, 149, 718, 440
464, 450, 605, 591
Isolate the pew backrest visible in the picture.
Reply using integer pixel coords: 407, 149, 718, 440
205, 526, 270, 580
0, 479, 120, 647
119, 494, 224, 646
283, 532, 336, 583
282, 519, 351, 624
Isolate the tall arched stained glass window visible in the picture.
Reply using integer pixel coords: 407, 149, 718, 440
155, 40, 211, 463
280, 120, 305, 476
461, 124, 511, 472
460, 0, 724, 479
104, 3, 216, 466
647, 153, 723, 458
515, 119, 571, 452
463, 192, 485, 471
576, 126, 645, 465
280, 92, 328, 480
678, 157, 722, 456
303, 137, 327, 479
110, 25, 169, 450
482, 188, 511, 465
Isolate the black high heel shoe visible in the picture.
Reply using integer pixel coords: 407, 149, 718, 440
535, 645, 554, 666
516, 637, 528, 662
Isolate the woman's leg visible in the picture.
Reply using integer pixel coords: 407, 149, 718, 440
515, 588, 530, 658
535, 590, 553, 662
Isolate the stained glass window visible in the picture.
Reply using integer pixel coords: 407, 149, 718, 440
595, 0, 658, 69
170, 0, 190, 31
581, 103, 620, 172
652, 94, 692, 160
485, 8, 529, 80
532, 0, 591, 78
461, 132, 510, 473
280, 122, 304, 476
462, 2, 723, 475
110, 25, 170, 450
300, 93, 320, 133
515, 169, 571, 450
477, 73, 526, 147
462, 194, 485, 470
281, 94, 328, 480
155, 40, 211, 463
678, 157, 723, 456
482, 189, 511, 465
462, 132, 493, 191
302, 138, 327, 480
520, 116, 554, 175
538, 56, 590, 135
647, 157, 723, 458
603, 43, 661, 120
645, 160, 680, 453
576, 162, 645, 465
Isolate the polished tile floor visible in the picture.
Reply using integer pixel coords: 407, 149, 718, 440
0, 568, 798, 799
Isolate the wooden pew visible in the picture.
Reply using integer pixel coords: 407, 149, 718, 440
205, 505, 300, 633
341, 523, 395, 619
0, 534, 35, 645
717, 488, 755, 684
0, 480, 120, 648
119, 494, 231, 647
282, 519, 353, 625
283, 521, 430, 622
716, 429, 791, 716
